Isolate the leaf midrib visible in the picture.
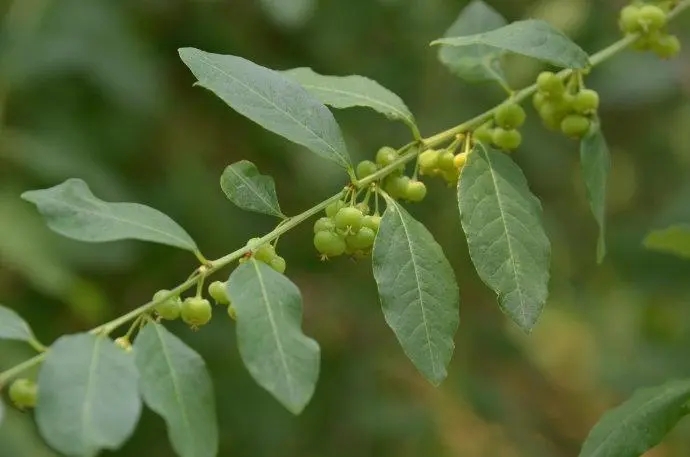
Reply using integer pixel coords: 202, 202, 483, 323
79, 337, 100, 453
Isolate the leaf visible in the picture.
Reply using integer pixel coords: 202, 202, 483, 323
580, 123, 611, 263
0, 305, 35, 342
22, 179, 198, 252
458, 145, 550, 332
372, 197, 460, 385
437, 0, 508, 84
432, 19, 590, 69
644, 225, 690, 259
134, 323, 218, 457
220, 160, 285, 218
579, 379, 690, 457
226, 259, 320, 414
179, 48, 351, 169
283, 67, 420, 138
36, 333, 141, 457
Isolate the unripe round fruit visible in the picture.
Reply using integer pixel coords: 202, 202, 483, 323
473, 123, 493, 144
619, 5, 643, 33
572, 89, 600, 114
181, 297, 212, 327
652, 34, 681, 59
532, 92, 546, 111
269, 256, 287, 274
254, 243, 276, 263
375, 146, 398, 167
454, 153, 467, 169
362, 215, 381, 232
355, 202, 370, 215
442, 169, 459, 185
492, 128, 522, 150
227, 304, 237, 321
384, 175, 410, 199
536, 71, 565, 96
560, 114, 591, 138
325, 200, 345, 218
314, 216, 335, 233
356, 160, 378, 179
314, 230, 347, 257
348, 227, 376, 250
9, 378, 37, 409
334, 207, 364, 232
494, 103, 526, 129
538, 102, 566, 130
437, 151, 456, 171
639, 4, 666, 31
417, 149, 440, 171
406, 180, 427, 202
114, 337, 132, 352
153, 289, 181, 320
208, 281, 230, 305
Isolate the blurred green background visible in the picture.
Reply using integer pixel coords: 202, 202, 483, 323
1, 0, 690, 456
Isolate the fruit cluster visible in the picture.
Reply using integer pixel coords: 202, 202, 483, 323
243, 238, 287, 274
473, 102, 526, 151
417, 147, 467, 186
313, 199, 380, 260
357, 146, 428, 201
532, 71, 600, 139
620, 2, 681, 58
153, 289, 212, 328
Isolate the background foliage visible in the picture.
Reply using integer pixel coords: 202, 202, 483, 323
1, 0, 689, 456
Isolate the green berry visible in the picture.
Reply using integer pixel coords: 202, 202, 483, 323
325, 200, 345, 218
454, 153, 467, 169
652, 34, 681, 59
375, 146, 398, 167
491, 128, 522, 150
362, 215, 381, 232
253, 243, 276, 263
384, 175, 410, 199
348, 227, 377, 250
114, 337, 132, 352
269, 256, 287, 274
9, 378, 38, 410
494, 103, 526, 129
417, 149, 440, 172
473, 122, 494, 144
208, 281, 230, 305
538, 102, 567, 130
153, 289, 181, 320
314, 230, 347, 257
246, 237, 262, 250
181, 297, 213, 327
536, 71, 565, 96
406, 180, 427, 202
639, 4, 666, 31
355, 202, 370, 215
619, 5, 643, 33
314, 216, 335, 233
560, 114, 591, 138
227, 304, 237, 321
356, 160, 378, 179
532, 92, 546, 111
572, 89, 600, 114
437, 151, 456, 171
334, 207, 364, 232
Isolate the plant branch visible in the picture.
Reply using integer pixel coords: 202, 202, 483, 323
1, 1, 688, 383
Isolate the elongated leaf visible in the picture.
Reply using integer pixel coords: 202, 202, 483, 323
579, 379, 690, 457
179, 48, 351, 169
580, 123, 611, 263
226, 260, 320, 414
283, 67, 420, 138
36, 333, 141, 457
437, 0, 508, 84
0, 305, 35, 342
134, 323, 218, 457
372, 198, 459, 385
644, 225, 690, 258
458, 146, 550, 331
220, 160, 284, 218
22, 179, 197, 252
432, 19, 590, 69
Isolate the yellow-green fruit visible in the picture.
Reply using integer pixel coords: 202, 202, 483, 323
417, 149, 440, 172
114, 337, 133, 352
454, 153, 467, 169
269, 256, 286, 274
362, 215, 381, 232
536, 71, 565, 96
406, 180, 427, 202
638, 4, 667, 31
208, 280, 230, 305
356, 160, 378, 179
437, 151, 456, 171
314, 216, 335, 233
619, 5, 643, 33
9, 378, 38, 409
384, 175, 410, 199
153, 289, 181, 320
474, 122, 493, 144
560, 114, 591, 138
227, 304, 237, 321
375, 146, 398, 167
491, 128, 522, 150
652, 34, 681, 59
532, 92, 546, 111
355, 202, 370, 216
348, 227, 376, 250
181, 297, 213, 327
314, 230, 346, 257
539, 102, 566, 130
325, 200, 345, 218
572, 89, 600, 114
253, 243, 276, 263
334, 207, 364, 232
494, 103, 526, 129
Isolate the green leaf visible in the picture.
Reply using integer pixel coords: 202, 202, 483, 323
437, 0, 508, 84
220, 160, 285, 218
226, 259, 320, 414
644, 225, 690, 258
580, 123, 611, 263
372, 197, 460, 385
458, 146, 550, 332
22, 178, 197, 252
579, 379, 690, 457
134, 323, 218, 457
178, 48, 351, 169
431, 19, 590, 69
283, 67, 420, 138
0, 305, 35, 342
36, 333, 141, 457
